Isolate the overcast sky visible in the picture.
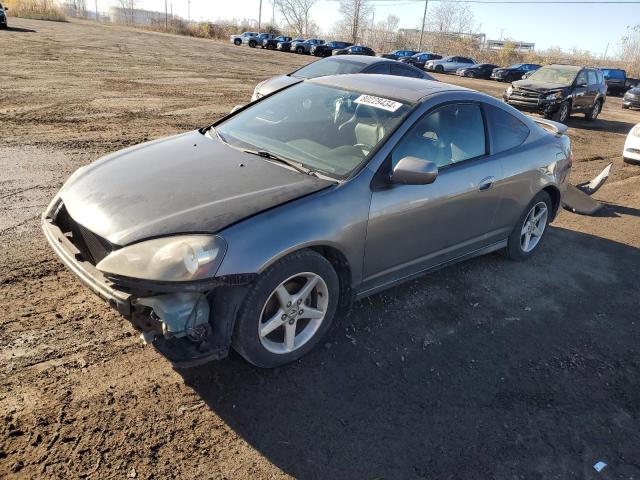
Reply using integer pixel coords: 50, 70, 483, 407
126, 0, 638, 56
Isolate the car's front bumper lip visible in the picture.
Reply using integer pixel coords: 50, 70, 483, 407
41, 213, 132, 317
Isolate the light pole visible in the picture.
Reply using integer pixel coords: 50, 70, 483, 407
258, 0, 263, 31
418, 0, 428, 51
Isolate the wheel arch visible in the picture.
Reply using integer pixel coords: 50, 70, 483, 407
541, 185, 561, 220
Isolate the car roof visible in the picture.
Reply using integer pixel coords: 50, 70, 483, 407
308, 73, 468, 103
545, 64, 583, 71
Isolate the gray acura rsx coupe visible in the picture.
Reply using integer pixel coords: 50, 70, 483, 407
42, 74, 572, 368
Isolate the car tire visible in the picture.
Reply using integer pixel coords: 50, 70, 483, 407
435, 65, 444, 73
249, 40, 257, 48
551, 101, 571, 123
622, 104, 629, 110
295, 46, 304, 54
505, 191, 553, 261
232, 249, 340, 368
234, 38, 241, 45
585, 99, 602, 121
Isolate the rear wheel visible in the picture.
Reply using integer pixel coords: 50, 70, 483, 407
435, 65, 444, 73
249, 40, 257, 48
232, 250, 339, 368
505, 191, 552, 261
585, 99, 602, 121
234, 38, 241, 45
295, 46, 304, 54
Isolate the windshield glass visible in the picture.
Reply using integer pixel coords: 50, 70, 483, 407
507, 64, 524, 69
601, 69, 625, 79
216, 83, 412, 178
527, 66, 578, 85
292, 58, 366, 79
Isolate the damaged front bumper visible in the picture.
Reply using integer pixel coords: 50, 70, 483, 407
504, 95, 564, 116
41, 214, 252, 368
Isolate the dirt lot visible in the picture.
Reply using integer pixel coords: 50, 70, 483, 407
2, 18, 640, 479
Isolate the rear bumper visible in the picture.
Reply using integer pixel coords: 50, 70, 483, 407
42, 214, 132, 317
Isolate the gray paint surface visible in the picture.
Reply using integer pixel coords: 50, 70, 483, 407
60, 131, 334, 246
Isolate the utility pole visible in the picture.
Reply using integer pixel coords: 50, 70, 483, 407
258, 0, 263, 31
418, 0, 428, 51
188, 0, 190, 22
164, 0, 167, 30
353, 0, 361, 43
95, 0, 98, 21
271, 0, 275, 25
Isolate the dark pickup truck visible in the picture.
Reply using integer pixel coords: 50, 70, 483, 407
599, 68, 627, 96
504, 64, 606, 123
263, 35, 291, 49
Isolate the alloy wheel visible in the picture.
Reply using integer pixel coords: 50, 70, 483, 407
592, 101, 601, 119
558, 103, 569, 123
520, 202, 548, 253
258, 272, 329, 354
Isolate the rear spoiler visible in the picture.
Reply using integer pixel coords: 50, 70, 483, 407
532, 118, 568, 136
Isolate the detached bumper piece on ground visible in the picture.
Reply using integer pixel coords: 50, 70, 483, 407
562, 163, 612, 215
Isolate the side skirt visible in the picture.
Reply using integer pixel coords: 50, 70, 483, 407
354, 239, 508, 301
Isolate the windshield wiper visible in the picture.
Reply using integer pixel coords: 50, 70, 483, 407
245, 149, 317, 176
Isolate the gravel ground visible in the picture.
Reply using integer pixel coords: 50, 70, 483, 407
1, 18, 640, 479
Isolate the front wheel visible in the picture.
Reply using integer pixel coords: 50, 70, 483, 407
232, 250, 339, 368
295, 46, 304, 54
551, 101, 571, 123
505, 191, 552, 261
249, 40, 257, 48
435, 65, 444, 73
234, 38, 241, 45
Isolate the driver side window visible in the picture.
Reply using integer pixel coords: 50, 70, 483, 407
391, 103, 486, 169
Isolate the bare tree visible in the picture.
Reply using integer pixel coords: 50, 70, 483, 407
619, 25, 640, 69
275, 0, 318, 36
427, 0, 474, 34
336, 0, 373, 43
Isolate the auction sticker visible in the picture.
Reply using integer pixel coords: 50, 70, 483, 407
354, 95, 403, 112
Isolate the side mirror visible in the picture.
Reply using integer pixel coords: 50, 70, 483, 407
230, 105, 243, 113
391, 157, 438, 185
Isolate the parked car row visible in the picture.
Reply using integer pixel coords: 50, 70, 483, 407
230, 31, 377, 56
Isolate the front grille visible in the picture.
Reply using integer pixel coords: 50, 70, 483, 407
53, 204, 114, 265
510, 88, 543, 105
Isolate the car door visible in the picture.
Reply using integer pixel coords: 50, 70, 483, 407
573, 70, 590, 110
362, 102, 504, 290
586, 69, 599, 107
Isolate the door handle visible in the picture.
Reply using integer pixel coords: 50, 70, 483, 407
478, 176, 495, 191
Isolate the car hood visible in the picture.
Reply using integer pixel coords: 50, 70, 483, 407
257, 74, 300, 96
513, 80, 568, 92
60, 131, 334, 246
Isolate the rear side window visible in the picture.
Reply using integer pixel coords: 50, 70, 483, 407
485, 104, 529, 153
365, 63, 390, 74
390, 64, 422, 78
392, 103, 486, 169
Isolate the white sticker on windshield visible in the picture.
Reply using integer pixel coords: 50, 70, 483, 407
354, 95, 403, 112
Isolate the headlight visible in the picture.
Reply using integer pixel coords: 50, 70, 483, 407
506, 86, 513, 96
546, 91, 563, 101
631, 125, 640, 137
97, 235, 226, 282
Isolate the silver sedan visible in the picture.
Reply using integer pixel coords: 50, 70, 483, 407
42, 74, 571, 368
